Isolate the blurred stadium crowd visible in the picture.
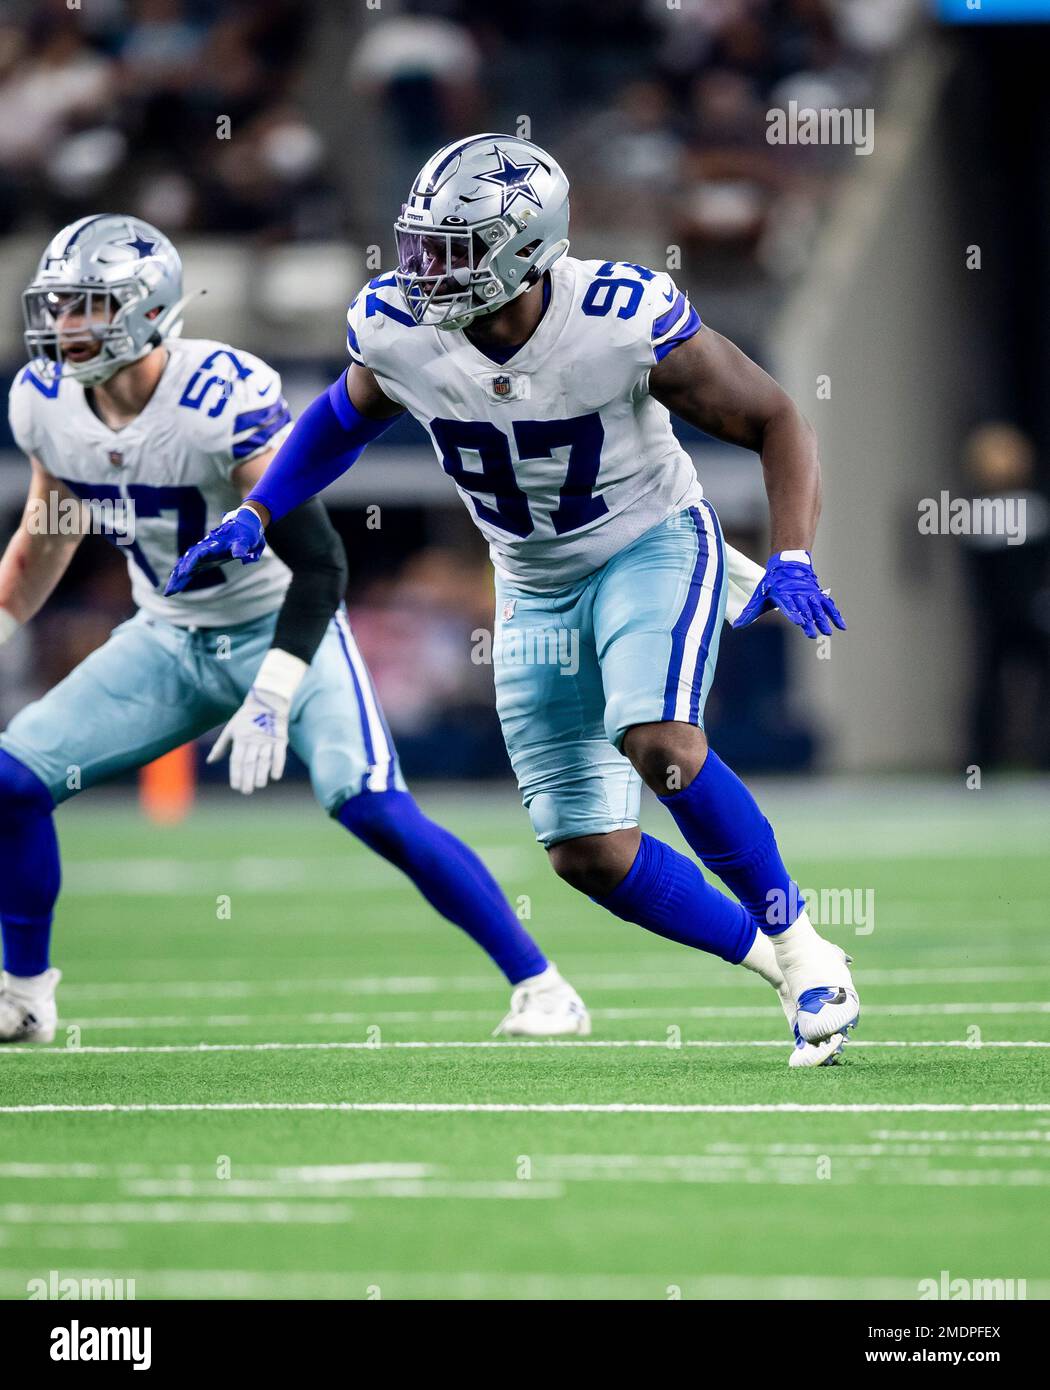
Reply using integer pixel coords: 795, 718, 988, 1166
0, 0, 916, 324
3, 0, 1046, 779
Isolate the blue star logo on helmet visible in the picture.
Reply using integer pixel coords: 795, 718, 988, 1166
120, 232, 157, 259
474, 147, 544, 215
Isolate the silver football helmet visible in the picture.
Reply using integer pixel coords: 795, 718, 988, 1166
23, 214, 190, 387
394, 133, 570, 330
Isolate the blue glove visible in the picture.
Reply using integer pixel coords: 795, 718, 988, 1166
165, 505, 265, 596
732, 549, 846, 639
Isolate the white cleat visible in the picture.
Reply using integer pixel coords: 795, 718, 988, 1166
777, 978, 846, 1067
743, 930, 847, 1067
788, 1022, 846, 1068
494, 963, 591, 1037
771, 912, 860, 1043
0, 967, 61, 1044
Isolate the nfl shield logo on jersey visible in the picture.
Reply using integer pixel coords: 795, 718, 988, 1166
108, 450, 124, 468
492, 374, 512, 397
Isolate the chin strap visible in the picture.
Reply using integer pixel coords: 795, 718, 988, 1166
145, 286, 206, 345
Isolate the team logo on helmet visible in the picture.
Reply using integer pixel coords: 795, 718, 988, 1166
474, 148, 545, 214
394, 134, 570, 331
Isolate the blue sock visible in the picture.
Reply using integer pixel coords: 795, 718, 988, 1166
593, 832, 755, 963
336, 789, 548, 985
659, 749, 801, 934
0, 751, 60, 976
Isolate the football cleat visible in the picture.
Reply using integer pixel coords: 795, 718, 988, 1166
0, 967, 61, 1044
776, 978, 846, 1068
788, 1022, 846, 1068
744, 929, 847, 1066
494, 963, 591, 1038
772, 913, 860, 1043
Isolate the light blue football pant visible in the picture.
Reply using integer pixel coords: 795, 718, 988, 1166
0, 605, 406, 810
494, 503, 728, 848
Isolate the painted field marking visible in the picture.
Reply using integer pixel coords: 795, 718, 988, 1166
7, 1266, 1037, 1300
1, 1038, 1048, 1057
28, 1000, 1050, 1031
55, 964, 1050, 1002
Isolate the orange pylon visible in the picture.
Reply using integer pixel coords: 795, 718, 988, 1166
139, 743, 196, 824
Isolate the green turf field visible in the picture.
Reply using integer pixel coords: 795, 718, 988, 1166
2, 777, 1048, 1300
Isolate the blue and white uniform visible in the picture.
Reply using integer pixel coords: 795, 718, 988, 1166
2, 338, 404, 810
347, 256, 731, 845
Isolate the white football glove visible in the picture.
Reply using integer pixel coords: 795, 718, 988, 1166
208, 648, 307, 795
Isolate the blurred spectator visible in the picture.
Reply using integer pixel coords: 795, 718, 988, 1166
0, 17, 115, 230
0, 0, 324, 241
347, 9, 483, 213
961, 423, 1050, 769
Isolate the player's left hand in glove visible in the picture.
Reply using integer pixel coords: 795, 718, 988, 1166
732, 549, 846, 639
208, 650, 308, 794
165, 505, 266, 596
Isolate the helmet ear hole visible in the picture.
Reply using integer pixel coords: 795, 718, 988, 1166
516, 239, 542, 259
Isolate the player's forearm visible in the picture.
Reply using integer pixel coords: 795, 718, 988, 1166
759, 405, 822, 554
244, 373, 399, 527
0, 524, 80, 630
264, 498, 348, 667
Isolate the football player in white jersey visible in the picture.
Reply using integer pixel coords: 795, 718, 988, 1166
170, 135, 859, 1067
0, 213, 590, 1042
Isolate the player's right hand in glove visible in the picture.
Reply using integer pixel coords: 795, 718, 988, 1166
165, 505, 265, 595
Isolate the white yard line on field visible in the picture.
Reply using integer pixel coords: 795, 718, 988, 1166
8, 1266, 1038, 1300
55, 964, 1050, 1002
0, 1202, 358, 1225
2, 1102, 1050, 1115
0, 1161, 437, 1181
1, 1038, 1049, 1056
33, 1000, 1050, 1030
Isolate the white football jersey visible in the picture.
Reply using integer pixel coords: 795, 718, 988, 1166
8, 337, 294, 626
346, 255, 705, 591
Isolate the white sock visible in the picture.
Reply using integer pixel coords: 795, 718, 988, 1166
769, 911, 822, 970
4, 969, 53, 999
739, 929, 783, 990
740, 931, 795, 1027
519, 963, 560, 990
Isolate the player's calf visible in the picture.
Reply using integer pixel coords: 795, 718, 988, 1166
0, 749, 60, 981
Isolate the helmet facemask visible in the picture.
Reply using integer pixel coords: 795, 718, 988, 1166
394, 212, 519, 329
21, 274, 173, 388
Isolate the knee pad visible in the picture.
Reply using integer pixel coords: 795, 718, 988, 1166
0, 749, 53, 828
